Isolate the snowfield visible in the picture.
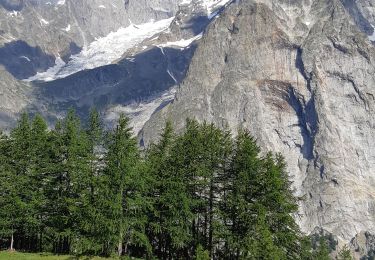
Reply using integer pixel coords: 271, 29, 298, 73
25, 0, 231, 82
26, 17, 175, 82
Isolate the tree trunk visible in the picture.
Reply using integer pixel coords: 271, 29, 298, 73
10, 232, 14, 251
208, 178, 214, 257
118, 238, 123, 257
117, 239, 122, 257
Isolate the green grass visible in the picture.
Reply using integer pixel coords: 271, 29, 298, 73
0, 251, 118, 260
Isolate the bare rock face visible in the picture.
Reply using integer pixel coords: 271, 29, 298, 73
0, 66, 29, 129
142, 0, 375, 242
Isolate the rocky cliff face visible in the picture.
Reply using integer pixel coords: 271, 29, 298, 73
142, 0, 375, 245
0, 0, 231, 128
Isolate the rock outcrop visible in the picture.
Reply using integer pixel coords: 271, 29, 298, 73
142, 0, 375, 243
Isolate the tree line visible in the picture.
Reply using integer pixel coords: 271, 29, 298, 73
0, 109, 349, 259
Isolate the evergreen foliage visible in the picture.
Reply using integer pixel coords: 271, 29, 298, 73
0, 111, 315, 259
337, 245, 353, 260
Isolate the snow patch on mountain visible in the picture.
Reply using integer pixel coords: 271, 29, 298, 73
369, 25, 375, 41
201, 0, 232, 17
40, 18, 49, 25
20, 56, 31, 62
63, 24, 71, 32
180, 0, 193, 5
158, 33, 203, 49
26, 57, 66, 82
25, 17, 174, 82
7, 11, 20, 17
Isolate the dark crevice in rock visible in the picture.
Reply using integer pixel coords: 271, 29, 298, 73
292, 47, 319, 162
356, 46, 370, 62
320, 165, 325, 179
329, 37, 350, 54
288, 87, 314, 161
328, 71, 368, 108
331, 178, 339, 186
295, 47, 311, 91
228, 23, 239, 34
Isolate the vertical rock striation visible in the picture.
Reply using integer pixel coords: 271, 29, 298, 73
142, 0, 375, 242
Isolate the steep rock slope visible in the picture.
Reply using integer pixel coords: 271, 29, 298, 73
0, 0, 232, 129
0, 67, 29, 129
142, 0, 375, 242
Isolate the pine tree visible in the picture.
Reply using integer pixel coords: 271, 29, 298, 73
261, 153, 300, 258
71, 108, 105, 256
249, 206, 285, 259
8, 112, 33, 250
28, 114, 50, 252
103, 114, 150, 257
226, 130, 261, 258
337, 245, 353, 260
44, 109, 91, 254
314, 236, 330, 260
0, 130, 21, 251
194, 244, 210, 260
300, 236, 314, 260
146, 121, 176, 257
227, 130, 301, 259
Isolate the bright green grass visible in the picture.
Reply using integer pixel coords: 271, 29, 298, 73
0, 251, 119, 260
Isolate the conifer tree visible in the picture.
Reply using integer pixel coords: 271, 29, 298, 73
146, 121, 176, 257
261, 153, 300, 258
8, 112, 33, 250
71, 108, 105, 256
103, 114, 149, 257
314, 236, 331, 260
44, 109, 90, 254
337, 245, 353, 260
228, 130, 300, 259
300, 236, 314, 260
28, 114, 50, 251
0, 130, 20, 251
195, 244, 210, 260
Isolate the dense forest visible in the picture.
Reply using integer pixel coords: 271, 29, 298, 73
0, 109, 349, 259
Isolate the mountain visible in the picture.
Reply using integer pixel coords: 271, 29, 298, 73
142, 0, 375, 248
2, 0, 375, 255
0, 0, 230, 129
